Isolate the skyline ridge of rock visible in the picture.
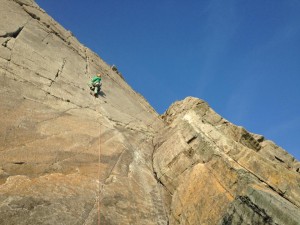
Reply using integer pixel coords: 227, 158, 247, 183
1, 0, 299, 224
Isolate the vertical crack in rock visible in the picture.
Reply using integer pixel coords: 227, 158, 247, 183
104, 146, 128, 183
84, 47, 90, 77
81, 199, 99, 225
49, 58, 66, 87
151, 139, 172, 195
151, 138, 171, 225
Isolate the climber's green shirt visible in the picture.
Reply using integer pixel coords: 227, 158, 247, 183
91, 76, 101, 83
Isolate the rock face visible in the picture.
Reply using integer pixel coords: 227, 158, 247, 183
154, 98, 300, 225
0, 0, 299, 224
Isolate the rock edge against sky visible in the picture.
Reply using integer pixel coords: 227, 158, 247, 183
0, 0, 299, 224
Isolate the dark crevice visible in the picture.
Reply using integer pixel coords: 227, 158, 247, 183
153, 171, 172, 194
42, 22, 50, 28
220, 196, 280, 225
186, 135, 197, 144
274, 156, 285, 163
49, 58, 66, 87
153, 171, 171, 225
11, 0, 32, 7
0, 27, 24, 38
6, 60, 54, 84
84, 48, 90, 76
2, 20, 30, 64
239, 196, 277, 224
151, 139, 172, 196
50, 31, 65, 43
45, 92, 82, 108
54, 71, 59, 79
25, 10, 40, 20
21, 4, 41, 20
13, 162, 26, 165
2, 39, 10, 48
0, 56, 11, 62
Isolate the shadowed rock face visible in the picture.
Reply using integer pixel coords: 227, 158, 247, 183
0, 0, 299, 224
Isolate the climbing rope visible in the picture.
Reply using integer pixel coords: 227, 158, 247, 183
91, 95, 102, 225
97, 119, 101, 225
90, 66, 165, 224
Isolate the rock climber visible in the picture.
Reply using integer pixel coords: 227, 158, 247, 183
88, 73, 102, 97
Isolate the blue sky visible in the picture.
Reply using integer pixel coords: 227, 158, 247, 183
35, 0, 300, 160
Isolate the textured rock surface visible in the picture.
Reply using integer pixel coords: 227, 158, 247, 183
1, 0, 300, 224
0, 0, 167, 224
154, 97, 300, 224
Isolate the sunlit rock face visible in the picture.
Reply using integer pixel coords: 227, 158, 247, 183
154, 97, 300, 225
1, 0, 299, 224
0, 0, 167, 224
